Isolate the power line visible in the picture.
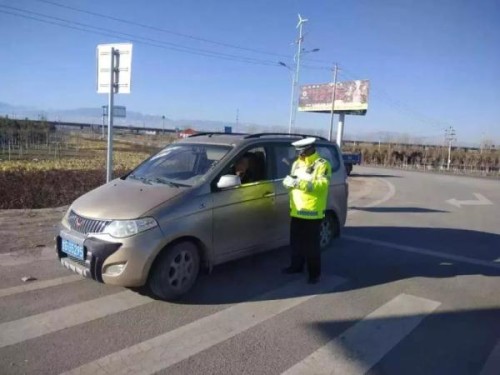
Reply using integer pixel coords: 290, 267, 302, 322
340, 66, 452, 132
0, 5, 280, 67
32, 0, 342, 68
32, 0, 295, 60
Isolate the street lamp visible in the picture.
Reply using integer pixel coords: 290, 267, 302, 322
278, 61, 295, 135
278, 47, 319, 135
161, 115, 165, 135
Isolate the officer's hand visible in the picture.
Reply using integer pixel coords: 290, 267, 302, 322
283, 175, 298, 189
296, 171, 313, 182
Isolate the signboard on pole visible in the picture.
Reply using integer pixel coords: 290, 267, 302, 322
97, 43, 133, 94
102, 105, 127, 118
298, 80, 370, 115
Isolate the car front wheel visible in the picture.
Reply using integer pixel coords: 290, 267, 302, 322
148, 241, 200, 301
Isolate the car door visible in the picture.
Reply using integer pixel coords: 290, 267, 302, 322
271, 143, 297, 244
212, 146, 277, 262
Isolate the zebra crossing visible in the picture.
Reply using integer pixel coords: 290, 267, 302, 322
1, 255, 498, 375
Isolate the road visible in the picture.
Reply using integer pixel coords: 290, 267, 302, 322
1, 166, 499, 375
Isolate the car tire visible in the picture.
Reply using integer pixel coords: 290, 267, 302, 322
320, 213, 339, 250
148, 241, 200, 301
345, 164, 353, 176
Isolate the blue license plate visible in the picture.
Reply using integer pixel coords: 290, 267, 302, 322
61, 239, 85, 260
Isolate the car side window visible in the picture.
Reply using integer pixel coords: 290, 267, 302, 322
273, 145, 296, 179
222, 146, 268, 185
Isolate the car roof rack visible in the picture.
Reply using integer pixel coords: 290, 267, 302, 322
188, 132, 247, 138
244, 132, 329, 141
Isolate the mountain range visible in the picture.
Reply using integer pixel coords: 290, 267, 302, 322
0, 101, 458, 146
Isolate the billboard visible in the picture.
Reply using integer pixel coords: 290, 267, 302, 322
298, 80, 369, 115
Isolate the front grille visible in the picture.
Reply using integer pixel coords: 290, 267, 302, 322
68, 211, 109, 234
68, 255, 87, 267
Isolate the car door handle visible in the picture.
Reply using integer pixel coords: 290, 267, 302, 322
263, 192, 275, 198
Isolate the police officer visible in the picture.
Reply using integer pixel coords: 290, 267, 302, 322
282, 137, 332, 284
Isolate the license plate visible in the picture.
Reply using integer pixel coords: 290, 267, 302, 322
61, 239, 85, 260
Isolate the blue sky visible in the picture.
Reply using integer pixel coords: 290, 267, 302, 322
1, 0, 499, 144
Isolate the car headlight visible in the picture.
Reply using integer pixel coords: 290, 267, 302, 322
103, 217, 158, 238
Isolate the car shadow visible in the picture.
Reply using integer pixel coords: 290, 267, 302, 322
350, 173, 401, 178
134, 226, 500, 305
350, 207, 449, 213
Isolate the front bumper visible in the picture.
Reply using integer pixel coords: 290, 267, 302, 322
57, 231, 122, 282
56, 226, 165, 287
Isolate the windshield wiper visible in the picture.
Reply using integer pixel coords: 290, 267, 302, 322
128, 174, 153, 185
153, 177, 190, 187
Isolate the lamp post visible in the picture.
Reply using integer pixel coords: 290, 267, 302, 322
278, 61, 295, 135
278, 48, 319, 135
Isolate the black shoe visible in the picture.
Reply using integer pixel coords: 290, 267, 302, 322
281, 266, 304, 274
308, 276, 320, 284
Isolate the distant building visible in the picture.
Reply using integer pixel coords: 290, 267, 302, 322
179, 128, 197, 138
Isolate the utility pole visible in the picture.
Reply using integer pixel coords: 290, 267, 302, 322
328, 63, 339, 142
445, 126, 456, 171
289, 14, 308, 134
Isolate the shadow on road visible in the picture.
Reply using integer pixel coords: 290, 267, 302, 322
308, 307, 500, 374
350, 173, 401, 178
351, 207, 449, 213
133, 226, 500, 306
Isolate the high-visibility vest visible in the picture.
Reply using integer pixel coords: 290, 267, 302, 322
287, 152, 331, 220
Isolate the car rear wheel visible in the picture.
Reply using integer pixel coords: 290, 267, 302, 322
345, 164, 353, 176
320, 213, 339, 250
149, 241, 200, 301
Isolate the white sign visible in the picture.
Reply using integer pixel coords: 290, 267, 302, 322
97, 43, 133, 94
102, 105, 126, 118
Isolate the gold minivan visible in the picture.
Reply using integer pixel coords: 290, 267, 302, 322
57, 133, 348, 300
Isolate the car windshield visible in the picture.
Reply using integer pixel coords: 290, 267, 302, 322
127, 143, 231, 187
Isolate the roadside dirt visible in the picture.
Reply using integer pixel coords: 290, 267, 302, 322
0, 177, 373, 256
0, 206, 68, 255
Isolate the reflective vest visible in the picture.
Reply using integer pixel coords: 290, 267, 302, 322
288, 152, 331, 220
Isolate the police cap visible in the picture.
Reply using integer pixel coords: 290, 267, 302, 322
291, 137, 317, 152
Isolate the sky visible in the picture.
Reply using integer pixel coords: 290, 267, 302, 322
1, 0, 499, 145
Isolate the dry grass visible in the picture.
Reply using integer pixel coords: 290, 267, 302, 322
0, 135, 159, 209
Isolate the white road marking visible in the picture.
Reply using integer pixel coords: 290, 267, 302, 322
480, 339, 500, 375
0, 275, 82, 298
61, 275, 346, 375
282, 293, 440, 375
349, 178, 396, 215
362, 178, 396, 208
0, 247, 56, 266
0, 290, 152, 349
344, 235, 500, 271
446, 193, 493, 208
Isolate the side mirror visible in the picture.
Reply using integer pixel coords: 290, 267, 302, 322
217, 175, 241, 189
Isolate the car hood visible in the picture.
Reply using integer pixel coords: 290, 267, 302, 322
70, 178, 187, 220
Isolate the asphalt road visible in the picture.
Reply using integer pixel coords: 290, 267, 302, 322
1, 166, 499, 375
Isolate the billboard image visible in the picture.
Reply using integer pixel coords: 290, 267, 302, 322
298, 80, 370, 115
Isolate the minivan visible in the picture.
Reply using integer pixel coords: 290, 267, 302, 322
57, 132, 348, 300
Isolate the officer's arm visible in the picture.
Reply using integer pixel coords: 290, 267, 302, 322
282, 161, 298, 189
297, 162, 331, 192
